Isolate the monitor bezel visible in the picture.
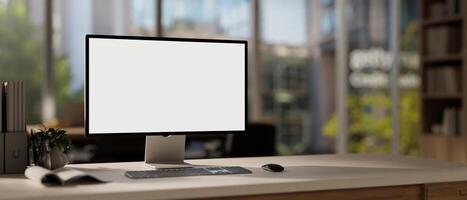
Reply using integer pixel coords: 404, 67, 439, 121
85, 34, 247, 137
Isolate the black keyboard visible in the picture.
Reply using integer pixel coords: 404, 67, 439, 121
125, 166, 252, 179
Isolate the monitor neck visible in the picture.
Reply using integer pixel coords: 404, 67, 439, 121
144, 135, 192, 169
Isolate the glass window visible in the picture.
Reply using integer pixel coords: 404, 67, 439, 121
321, 0, 420, 154
260, 0, 309, 154
162, 0, 251, 39
345, 0, 393, 153
52, 0, 156, 126
0, 0, 44, 123
399, 0, 419, 155
24, 0, 420, 158
131, 0, 156, 35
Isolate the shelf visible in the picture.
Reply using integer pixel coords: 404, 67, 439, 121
420, 0, 466, 163
422, 133, 461, 138
423, 93, 462, 100
421, 133, 467, 162
422, 133, 466, 140
423, 15, 463, 26
423, 54, 463, 64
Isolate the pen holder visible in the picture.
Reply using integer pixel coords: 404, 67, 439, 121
0, 132, 28, 174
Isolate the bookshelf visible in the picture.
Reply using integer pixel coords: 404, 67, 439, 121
423, 15, 462, 26
420, 0, 466, 162
422, 93, 462, 100
422, 53, 462, 64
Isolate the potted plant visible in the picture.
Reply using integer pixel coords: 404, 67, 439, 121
29, 128, 72, 169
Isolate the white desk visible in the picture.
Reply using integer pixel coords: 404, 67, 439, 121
1, 154, 467, 200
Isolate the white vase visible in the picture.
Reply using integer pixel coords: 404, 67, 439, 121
49, 148, 69, 169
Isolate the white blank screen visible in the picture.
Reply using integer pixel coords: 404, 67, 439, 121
88, 38, 245, 134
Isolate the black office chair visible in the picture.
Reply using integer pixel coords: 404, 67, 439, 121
229, 123, 276, 157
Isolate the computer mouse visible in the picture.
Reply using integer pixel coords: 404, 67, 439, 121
262, 163, 284, 172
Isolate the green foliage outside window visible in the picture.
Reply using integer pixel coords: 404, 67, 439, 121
0, 0, 71, 123
322, 20, 420, 155
323, 91, 419, 154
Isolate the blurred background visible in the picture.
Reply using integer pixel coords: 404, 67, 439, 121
0, 0, 441, 163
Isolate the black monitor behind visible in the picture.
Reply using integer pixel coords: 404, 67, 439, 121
90, 135, 218, 162
91, 135, 146, 163
89, 123, 276, 162
229, 123, 276, 157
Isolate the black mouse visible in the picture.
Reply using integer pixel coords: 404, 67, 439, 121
262, 163, 284, 172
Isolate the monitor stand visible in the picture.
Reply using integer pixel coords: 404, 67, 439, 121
144, 135, 193, 169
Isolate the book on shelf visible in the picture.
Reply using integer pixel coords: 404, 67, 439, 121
0, 82, 2, 132
426, 66, 461, 95
21, 81, 25, 132
426, 25, 461, 56
2, 81, 25, 132
447, 0, 462, 16
431, 107, 461, 136
0, 85, 3, 173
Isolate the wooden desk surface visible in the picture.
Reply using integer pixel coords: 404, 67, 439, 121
1, 154, 467, 200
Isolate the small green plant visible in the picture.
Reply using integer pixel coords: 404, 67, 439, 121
29, 127, 72, 166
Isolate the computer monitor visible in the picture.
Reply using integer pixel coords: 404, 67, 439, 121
85, 35, 247, 168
